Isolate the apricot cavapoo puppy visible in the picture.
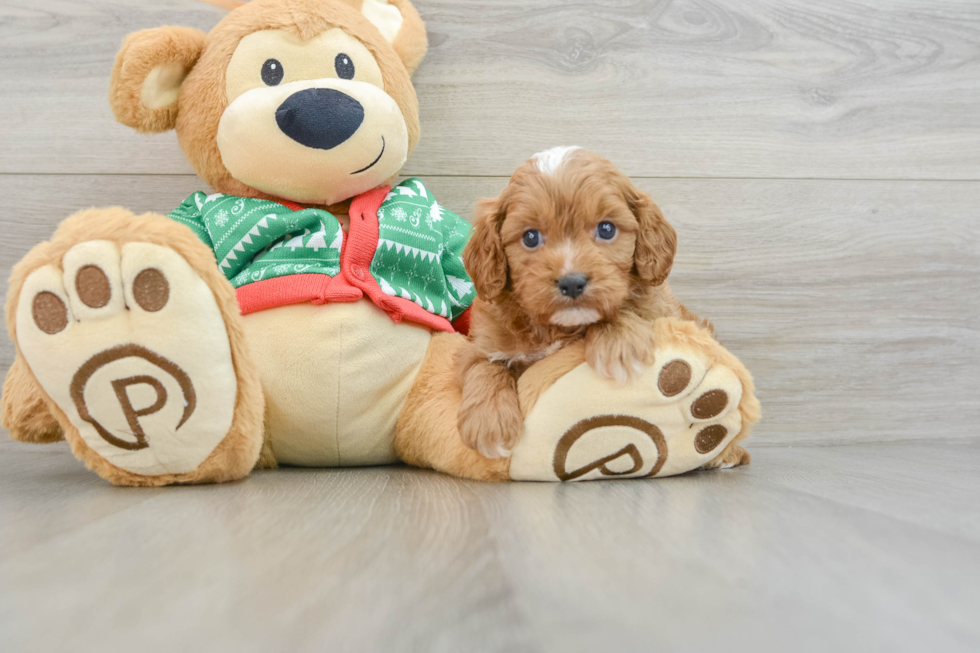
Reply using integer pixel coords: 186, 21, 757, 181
456, 146, 700, 459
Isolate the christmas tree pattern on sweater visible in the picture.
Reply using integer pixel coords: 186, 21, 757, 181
168, 192, 343, 288
166, 179, 476, 323
371, 178, 475, 321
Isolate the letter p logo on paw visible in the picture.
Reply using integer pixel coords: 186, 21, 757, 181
70, 344, 196, 452
15, 241, 239, 477
68, 344, 196, 452
553, 415, 668, 481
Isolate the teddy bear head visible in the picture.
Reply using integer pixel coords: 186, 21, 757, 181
109, 0, 427, 207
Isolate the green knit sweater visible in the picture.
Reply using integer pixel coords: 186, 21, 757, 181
167, 178, 476, 331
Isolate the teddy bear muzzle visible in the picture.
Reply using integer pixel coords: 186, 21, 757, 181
216, 78, 409, 205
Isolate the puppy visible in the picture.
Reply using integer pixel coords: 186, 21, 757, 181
456, 146, 685, 459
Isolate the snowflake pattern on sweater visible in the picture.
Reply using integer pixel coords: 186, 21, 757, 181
167, 179, 476, 322
371, 179, 474, 321
168, 192, 344, 288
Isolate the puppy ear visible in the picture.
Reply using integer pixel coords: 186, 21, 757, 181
464, 196, 509, 302
631, 189, 677, 286
109, 26, 207, 134
360, 0, 429, 74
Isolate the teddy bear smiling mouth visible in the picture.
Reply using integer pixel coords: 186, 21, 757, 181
351, 136, 386, 175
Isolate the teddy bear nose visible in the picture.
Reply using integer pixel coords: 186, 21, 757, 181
557, 274, 588, 299
275, 88, 365, 150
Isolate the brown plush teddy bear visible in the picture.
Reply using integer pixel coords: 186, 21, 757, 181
1, 0, 759, 486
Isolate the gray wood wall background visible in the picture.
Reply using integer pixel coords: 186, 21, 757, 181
1, 0, 978, 446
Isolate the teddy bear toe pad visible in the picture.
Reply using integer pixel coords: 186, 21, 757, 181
510, 339, 743, 481
16, 241, 238, 476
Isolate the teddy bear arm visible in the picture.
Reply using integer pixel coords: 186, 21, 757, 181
515, 341, 588, 417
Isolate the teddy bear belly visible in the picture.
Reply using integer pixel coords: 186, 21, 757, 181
240, 299, 432, 467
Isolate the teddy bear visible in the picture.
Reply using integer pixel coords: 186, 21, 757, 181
0, 0, 760, 486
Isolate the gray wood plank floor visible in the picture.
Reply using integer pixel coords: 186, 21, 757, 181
1, 438, 978, 652
1, 0, 978, 650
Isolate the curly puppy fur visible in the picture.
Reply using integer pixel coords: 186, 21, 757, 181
456, 147, 689, 459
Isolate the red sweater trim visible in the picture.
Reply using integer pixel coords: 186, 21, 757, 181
344, 188, 456, 333
235, 189, 459, 334
236, 274, 331, 315
276, 199, 305, 211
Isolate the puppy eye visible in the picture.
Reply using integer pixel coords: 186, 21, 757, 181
596, 221, 617, 241
335, 53, 355, 80
261, 59, 284, 86
522, 229, 543, 249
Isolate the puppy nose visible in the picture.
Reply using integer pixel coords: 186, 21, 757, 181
557, 274, 588, 299
276, 88, 364, 150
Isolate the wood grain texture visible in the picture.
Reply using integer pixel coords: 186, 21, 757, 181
1, 174, 977, 446
2, 1, 979, 648
1, 438, 978, 652
0, 0, 978, 178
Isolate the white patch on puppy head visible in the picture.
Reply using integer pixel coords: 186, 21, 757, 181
550, 307, 601, 327
532, 146, 582, 176
556, 240, 578, 277
361, 0, 404, 43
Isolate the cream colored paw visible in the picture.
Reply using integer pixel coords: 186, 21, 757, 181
510, 338, 744, 481
15, 241, 238, 476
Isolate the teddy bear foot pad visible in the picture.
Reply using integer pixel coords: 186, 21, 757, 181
15, 240, 239, 477
510, 320, 747, 481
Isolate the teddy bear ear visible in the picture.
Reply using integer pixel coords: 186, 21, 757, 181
109, 26, 207, 134
360, 0, 429, 74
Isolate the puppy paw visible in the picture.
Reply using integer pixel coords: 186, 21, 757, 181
586, 328, 655, 385
458, 388, 524, 459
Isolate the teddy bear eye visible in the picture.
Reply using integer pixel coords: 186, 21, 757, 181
596, 221, 617, 241
522, 229, 543, 249
261, 59, 284, 86
335, 53, 355, 80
